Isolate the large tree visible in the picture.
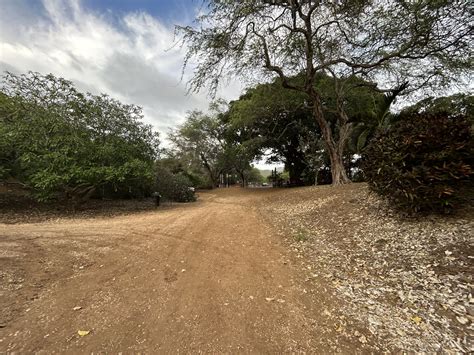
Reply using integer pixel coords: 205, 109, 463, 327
228, 79, 320, 182
179, 0, 473, 184
401, 93, 474, 119
228, 74, 390, 183
168, 110, 225, 188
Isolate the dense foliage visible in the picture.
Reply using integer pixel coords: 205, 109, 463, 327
155, 165, 196, 203
157, 156, 209, 189
0, 72, 160, 201
401, 93, 474, 121
363, 112, 473, 212
227, 75, 389, 184
168, 108, 227, 188
228, 79, 320, 183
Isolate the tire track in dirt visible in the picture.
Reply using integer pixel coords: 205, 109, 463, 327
0, 188, 340, 353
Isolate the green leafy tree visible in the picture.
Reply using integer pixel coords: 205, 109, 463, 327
0, 71, 160, 201
169, 101, 257, 188
228, 80, 318, 182
401, 93, 474, 120
179, 1, 473, 184
219, 143, 254, 187
227, 75, 387, 183
157, 154, 208, 188
154, 164, 196, 202
246, 167, 265, 185
168, 109, 226, 188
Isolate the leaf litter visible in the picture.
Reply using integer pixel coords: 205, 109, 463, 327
258, 183, 473, 352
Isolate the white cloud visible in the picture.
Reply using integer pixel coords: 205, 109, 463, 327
0, 0, 244, 136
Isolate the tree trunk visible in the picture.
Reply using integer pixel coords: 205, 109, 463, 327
200, 153, 220, 188
327, 147, 350, 185
311, 94, 351, 185
239, 171, 246, 187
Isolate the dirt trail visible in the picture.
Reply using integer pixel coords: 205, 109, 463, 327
0, 188, 343, 353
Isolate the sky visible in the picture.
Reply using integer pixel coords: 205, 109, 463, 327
0, 0, 245, 136
0, 0, 280, 170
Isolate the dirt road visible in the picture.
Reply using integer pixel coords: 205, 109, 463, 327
0, 188, 344, 353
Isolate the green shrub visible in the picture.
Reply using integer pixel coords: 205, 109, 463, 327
363, 111, 473, 212
1, 72, 159, 202
155, 166, 196, 202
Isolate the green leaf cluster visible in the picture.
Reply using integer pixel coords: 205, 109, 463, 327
168, 102, 258, 188
227, 75, 387, 183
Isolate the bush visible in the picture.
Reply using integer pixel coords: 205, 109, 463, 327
155, 166, 196, 202
363, 111, 473, 212
1, 72, 160, 202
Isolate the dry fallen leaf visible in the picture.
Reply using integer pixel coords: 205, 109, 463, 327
411, 316, 423, 325
77, 330, 90, 337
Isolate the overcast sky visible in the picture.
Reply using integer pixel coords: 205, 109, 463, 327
0, 0, 245, 134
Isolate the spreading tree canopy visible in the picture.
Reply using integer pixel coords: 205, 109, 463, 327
179, 0, 473, 184
228, 74, 394, 183
168, 109, 226, 188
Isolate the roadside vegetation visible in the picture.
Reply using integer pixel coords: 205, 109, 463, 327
1, 76, 473, 213
1, 72, 159, 203
2, 2, 472, 212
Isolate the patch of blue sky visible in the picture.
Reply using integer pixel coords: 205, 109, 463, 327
81, 0, 203, 26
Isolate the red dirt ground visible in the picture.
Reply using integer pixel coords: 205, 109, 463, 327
0, 187, 359, 352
